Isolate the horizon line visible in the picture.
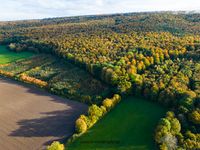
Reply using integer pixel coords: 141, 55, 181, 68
1, 9, 199, 22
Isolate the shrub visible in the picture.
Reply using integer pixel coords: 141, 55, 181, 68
170, 118, 181, 135
47, 141, 64, 150
102, 94, 121, 111
112, 94, 121, 104
75, 117, 87, 134
100, 105, 107, 115
88, 104, 104, 120
189, 109, 200, 125
0, 70, 14, 78
82, 104, 104, 127
102, 98, 113, 110
183, 131, 200, 149
79, 115, 91, 128
19, 73, 48, 88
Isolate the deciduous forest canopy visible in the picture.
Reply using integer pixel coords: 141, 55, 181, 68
0, 10, 200, 150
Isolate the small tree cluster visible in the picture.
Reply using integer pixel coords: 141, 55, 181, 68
155, 111, 181, 150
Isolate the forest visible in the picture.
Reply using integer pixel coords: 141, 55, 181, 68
0, 11, 200, 150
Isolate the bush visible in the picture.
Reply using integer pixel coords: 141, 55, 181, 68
100, 105, 107, 115
19, 74, 48, 88
102, 98, 113, 110
189, 109, 200, 125
102, 94, 121, 111
88, 105, 104, 119
47, 141, 64, 150
75, 117, 87, 134
0, 70, 14, 78
112, 94, 121, 104
87, 104, 104, 126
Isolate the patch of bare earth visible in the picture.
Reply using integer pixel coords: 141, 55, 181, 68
0, 77, 88, 150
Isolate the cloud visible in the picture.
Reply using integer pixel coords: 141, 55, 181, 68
0, 0, 199, 21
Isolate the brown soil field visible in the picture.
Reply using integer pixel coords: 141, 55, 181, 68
0, 77, 88, 150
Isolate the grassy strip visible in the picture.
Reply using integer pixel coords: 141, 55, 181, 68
0, 45, 33, 64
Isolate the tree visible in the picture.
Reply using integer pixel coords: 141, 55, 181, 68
189, 109, 200, 125
8, 43, 16, 50
75, 117, 87, 133
170, 118, 181, 135
47, 141, 64, 150
87, 104, 104, 126
160, 134, 178, 150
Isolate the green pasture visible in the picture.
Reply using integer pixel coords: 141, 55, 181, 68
0, 45, 33, 64
68, 97, 166, 150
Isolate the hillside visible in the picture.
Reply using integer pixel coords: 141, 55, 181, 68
0, 11, 199, 150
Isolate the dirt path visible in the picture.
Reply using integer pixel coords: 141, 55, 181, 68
0, 77, 88, 150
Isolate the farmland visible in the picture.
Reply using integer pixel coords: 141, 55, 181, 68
0, 45, 110, 104
0, 77, 88, 150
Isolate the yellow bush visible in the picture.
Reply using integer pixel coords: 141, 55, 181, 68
102, 98, 113, 110
100, 105, 107, 115
19, 74, 48, 88
189, 109, 200, 125
102, 94, 121, 111
112, 94, 121, 105
0, 70, 14, 77
47, 141, 64, 150
75, 117, 87, 134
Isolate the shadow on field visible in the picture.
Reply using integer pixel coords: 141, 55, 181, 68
9, 110, 77, 138
0, 77, 88, 148
0, 77, 69, 105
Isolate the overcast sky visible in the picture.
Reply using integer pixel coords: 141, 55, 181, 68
0, 0, 199, 21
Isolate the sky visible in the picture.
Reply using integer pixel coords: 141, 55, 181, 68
0, 0, 199, 21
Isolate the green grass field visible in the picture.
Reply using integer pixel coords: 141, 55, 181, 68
68, 97, 166, 150
0, 45, 33, 64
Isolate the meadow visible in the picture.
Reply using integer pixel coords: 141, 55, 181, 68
0, 45, 33, 64
68, 97, 166, 150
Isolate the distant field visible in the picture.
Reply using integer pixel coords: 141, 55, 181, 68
68, 97, 166, 150
0, 45, 33, 64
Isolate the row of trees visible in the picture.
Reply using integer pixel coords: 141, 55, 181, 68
72, 94, 121, 140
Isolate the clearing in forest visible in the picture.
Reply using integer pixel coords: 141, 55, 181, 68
68, 97, 166, 150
